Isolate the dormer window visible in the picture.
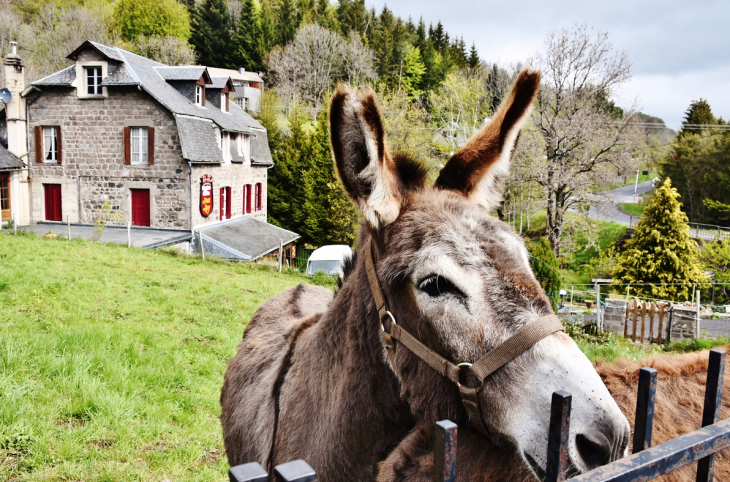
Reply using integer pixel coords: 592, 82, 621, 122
196, 85, 204, 106
85, 67, 102, 95
221, 92, 229, 112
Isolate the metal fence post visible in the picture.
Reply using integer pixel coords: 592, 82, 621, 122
633, 367, 657, 453
546, 391, 572, 482
274, 460, 316, 482
697, 349, 726, 482
229, 462, 268, 482
433, 420, 458, 482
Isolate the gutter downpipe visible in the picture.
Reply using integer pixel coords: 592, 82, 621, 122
188, 160, 194, 254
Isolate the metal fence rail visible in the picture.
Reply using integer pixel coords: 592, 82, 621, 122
229, 350, 730, 482
629, 216, 730, 241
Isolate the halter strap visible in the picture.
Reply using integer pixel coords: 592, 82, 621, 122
364, 238, 564, 434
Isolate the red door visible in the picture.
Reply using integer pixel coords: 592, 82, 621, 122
44, 184, 62, 221
131, 189, 150, 226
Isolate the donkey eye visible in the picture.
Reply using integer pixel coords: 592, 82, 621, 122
418, 276, 465, 298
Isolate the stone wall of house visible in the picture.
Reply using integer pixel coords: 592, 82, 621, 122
190, 161, 268, 227
28, 86, 189, 228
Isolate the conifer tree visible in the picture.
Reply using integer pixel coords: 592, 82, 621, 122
190, 0, 233, 67
230, 0, 262, 70
337, 0, 368, 37
613, 178, 708, 300
468, 42, 480, 69
276, 0, 299, 46
302, 109, 359, 246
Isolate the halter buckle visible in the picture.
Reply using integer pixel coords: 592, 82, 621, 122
456, 362, 483, 392
380, 311, 397, 334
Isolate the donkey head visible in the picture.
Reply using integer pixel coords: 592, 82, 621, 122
330, 70, 630, 477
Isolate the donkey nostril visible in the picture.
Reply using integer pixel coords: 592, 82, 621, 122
575, 432, 612, 471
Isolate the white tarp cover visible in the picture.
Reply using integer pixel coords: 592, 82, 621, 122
306, 245, 353, 276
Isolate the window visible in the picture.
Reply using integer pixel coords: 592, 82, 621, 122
221, 92, 229, 112
215, 127, 222, 150
85, 66, 102, 95
123, 127, 154, 165
243, 184, 252, 214
220, 186, 231, 220
195, 85, 204, 106
130, 128, 149, 165
43, 127, 58, 162
254, 182, 262, 211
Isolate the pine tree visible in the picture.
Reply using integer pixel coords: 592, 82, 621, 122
190, 0, 233, 67
276, 0, 300, 46
337, 0, 368, 37
467, 42, 480, 69
527, 237, 561, 312
230, 0, 262, 70
683, 99, 717, 129
613, 178, 708, 300
302, 109, 359, 246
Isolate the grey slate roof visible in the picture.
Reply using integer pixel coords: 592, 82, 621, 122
101, 63, 138, 86
209, 76, 230, 89
33, 66, 76, 86
251, 131, 274, 165
0, 145, 23, 170
197, 216, 299, 261
176, 116, 224, 163
155, 66, 207, 81
29, 40, 273, 166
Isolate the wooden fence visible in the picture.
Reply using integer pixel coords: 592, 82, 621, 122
229, 350, 730, 482
623, 299, 669, 344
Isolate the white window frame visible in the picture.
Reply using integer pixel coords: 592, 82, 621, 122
85, 66, 103, 96
130, 127, 149, 165
43, 126, 58, 163
221, 92, 228, 112
223, 132, 230, 159
242, 134, 251, 163
195, 85, 203, 106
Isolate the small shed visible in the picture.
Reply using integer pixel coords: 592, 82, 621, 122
195, 216, 298, 261
306, 245, 353, 277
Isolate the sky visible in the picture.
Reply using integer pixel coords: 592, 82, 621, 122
366, 0, 730, 130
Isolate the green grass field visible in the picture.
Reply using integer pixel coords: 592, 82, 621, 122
1, 232, 724, 480
0, 233, 333, 481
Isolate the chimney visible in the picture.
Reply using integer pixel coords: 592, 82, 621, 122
4, 40, 27, 158
239, 68, 246, 74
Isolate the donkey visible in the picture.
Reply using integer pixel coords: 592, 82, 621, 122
378, 348, 730, 481
220, 69, 630, 481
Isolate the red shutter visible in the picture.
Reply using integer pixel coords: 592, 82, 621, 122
56, 126, 62, 164
226, 187, 231, 219
147, 127, 155, 165
255, 183, 262, 211
35, 126, 42, 163
219, 187, 224, 219
123, 127, 131, 165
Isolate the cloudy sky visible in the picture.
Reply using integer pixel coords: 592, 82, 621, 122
367, 0, 729, 129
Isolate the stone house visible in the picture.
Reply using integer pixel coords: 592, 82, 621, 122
11, 40, 277, 237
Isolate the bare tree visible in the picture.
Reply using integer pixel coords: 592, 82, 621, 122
341, 30, 375, 86
131, 35, 196, 66
267, 24, 375, 110
516, 25, 642, 256
429, 68, 492, 155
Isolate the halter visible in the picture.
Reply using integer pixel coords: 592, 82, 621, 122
364, 238, 564, 435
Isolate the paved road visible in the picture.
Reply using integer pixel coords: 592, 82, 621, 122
20, 222, 191, 248
586, 180, 654, 225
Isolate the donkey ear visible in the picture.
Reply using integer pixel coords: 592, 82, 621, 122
330, 85, 401, 228
434, 69, 541, 208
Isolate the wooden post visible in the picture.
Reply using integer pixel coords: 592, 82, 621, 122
632, 298, 639, 342
127, 220, 131, 248
67, 216, 71, 241
697, 290, 702, 338
657, 303, 666, 344
12, 215, 16, 235
433, 420, 458, 482
278, 239, 283, 273
633, 367, 658, 454
624, 300, 631, 339
595, 282, 601, 330
649, 302, 656, 343
697, 349, 726, 481
570, 285, 574, 309
640, 301, 647, 343
199, 233, 205, 261
229, 462, 268, 482
545, 391, 572, 482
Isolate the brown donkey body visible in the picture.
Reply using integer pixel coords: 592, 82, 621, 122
221, 71, 630, 481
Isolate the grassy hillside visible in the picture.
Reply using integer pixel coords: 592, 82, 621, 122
0, 233, 333, 481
